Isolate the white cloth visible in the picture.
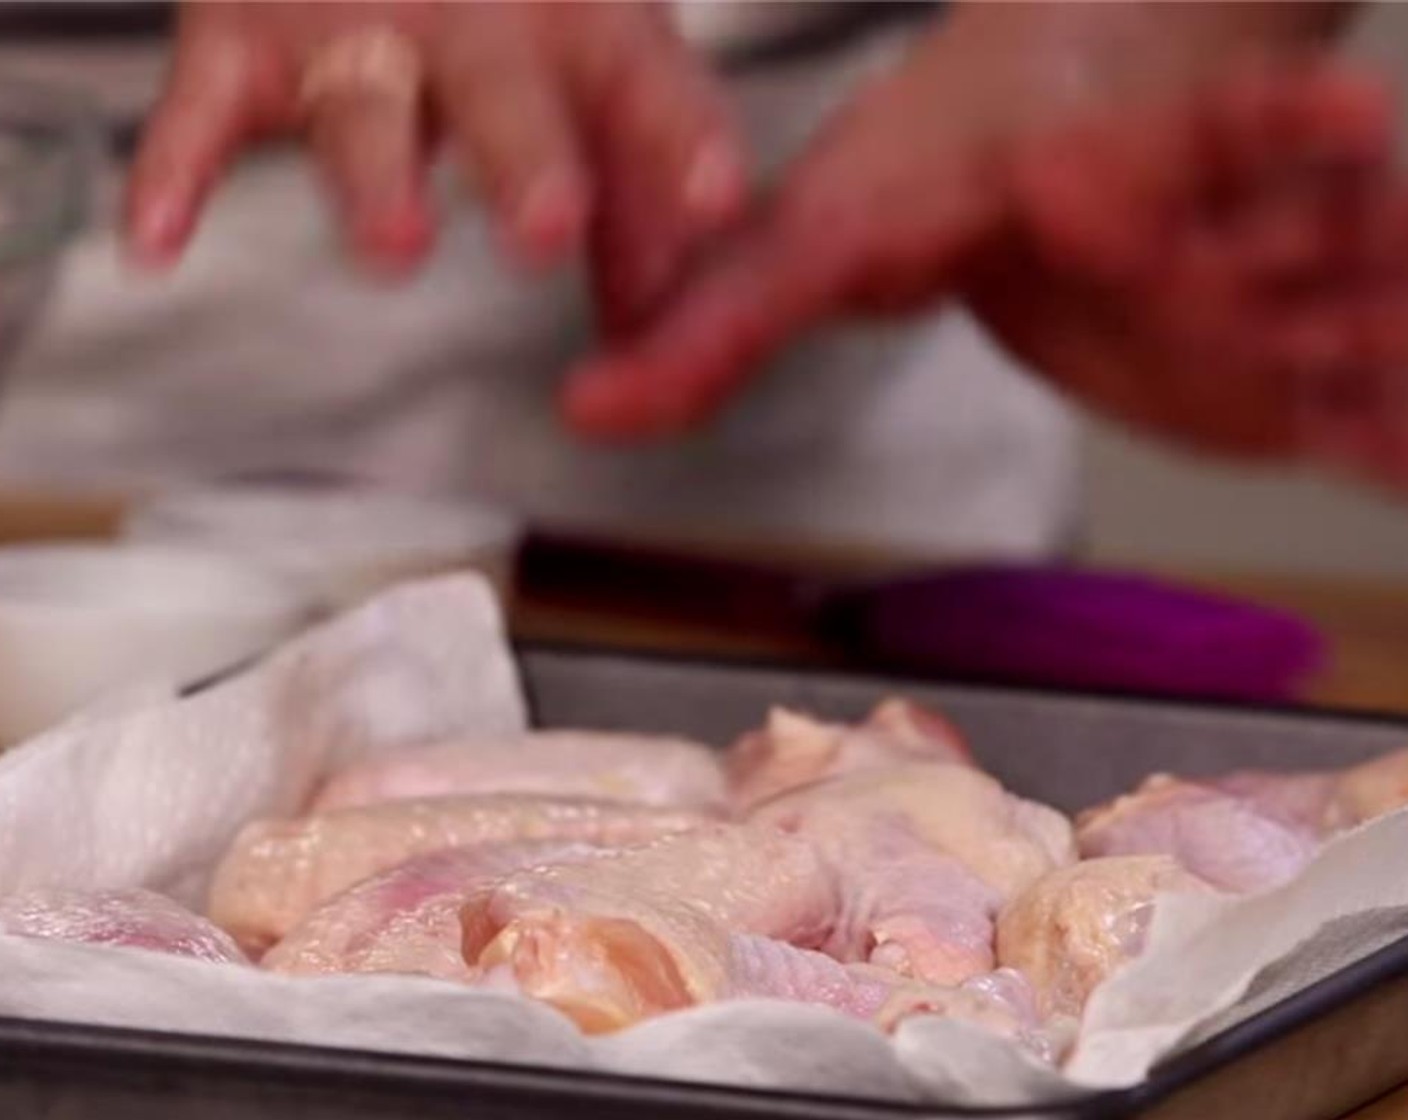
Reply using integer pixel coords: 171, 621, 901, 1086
0, 16, 1078, 557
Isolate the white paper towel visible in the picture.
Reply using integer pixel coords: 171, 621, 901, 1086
1069, 808, 1408, 1088
0, 574, 526, 906
0, 572, 1402, 1109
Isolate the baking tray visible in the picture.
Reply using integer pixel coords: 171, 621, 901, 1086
2, 644, 1407, 1120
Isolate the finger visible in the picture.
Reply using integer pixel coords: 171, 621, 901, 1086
563, 216, 843, 440
1010, 108, 1195, 283
1196, 60, 1303, 206
568, 59, 1012, 439
1012, 63, 1393, 287
765, 83, 998, 313
1152, 71, 1398, 330
1279, 68, 1397, 275
569, 6, 745, 226
1209, 62, 1392, 189
965, 244, 1198, 449
125, 27, 290, 268
585, 29, 746, 335
1203, 173, 1406, 310
306, 88, 434, 273
1261, 285, 1404, 475
1248, 186, 1408, 342
597, 37, 746, 226
589, 155, 690, 340
1228, 189, 1340, 279
1351, 282, 1408, 372
1142, 239, 1371, 457
1201, 62, 1393, 255
1370, 370, 1408, 489
430, 17, 589, 267
1147, 227, 1253, 344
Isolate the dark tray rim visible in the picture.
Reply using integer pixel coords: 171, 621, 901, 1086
21, 640, 1408, 1119
6, 924, 1408, 1119
514, 636, 1408, 737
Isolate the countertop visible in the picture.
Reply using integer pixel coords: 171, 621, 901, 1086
12, 488, 1408, 716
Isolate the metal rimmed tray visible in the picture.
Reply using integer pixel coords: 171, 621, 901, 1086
2, 644, 1407, 1120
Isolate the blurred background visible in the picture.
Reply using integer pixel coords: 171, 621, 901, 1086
0, 2, 1406, 577
0, 1, 1402, 736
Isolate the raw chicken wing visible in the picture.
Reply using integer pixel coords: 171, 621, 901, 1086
996, 856, 1215, 1017
312, 731, 727, 813
210, 795, 708, 952
460, 824, 839, 1032
1211, 770, 1338, 832
1077, 749, 1408, 894
726, 932, 899, 1021
750, 764, 1074, 985
726, 698, 971, 809
265, 841, 611, 981
831, 824, 1001, 985
728, 934, 1057, 1058
1077, 774, 1328, 892
1325, 749, 1408, 831
0, 887, 246, 965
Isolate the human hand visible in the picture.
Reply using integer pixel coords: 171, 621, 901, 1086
972, 61, 1408, 479
126, 0, 745, 314
561, 21, 1019, 437
561, 8, 1408, 488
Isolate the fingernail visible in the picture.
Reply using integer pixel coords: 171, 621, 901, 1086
126, 196, 187, 269
351, 197, 435, 275
511, 171, 588, 264
683, 139, 745, 221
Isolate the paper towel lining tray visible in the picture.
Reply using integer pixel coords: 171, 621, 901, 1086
4, 643, 1408, 1120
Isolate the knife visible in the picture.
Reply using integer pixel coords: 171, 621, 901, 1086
516, 529, 1325, 703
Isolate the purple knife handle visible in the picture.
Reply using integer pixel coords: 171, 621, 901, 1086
516, 534, 1326, 703
822, 565, 1327, 703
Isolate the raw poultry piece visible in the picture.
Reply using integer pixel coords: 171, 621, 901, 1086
996, 856, 1215, 1018
311, 731, 727, 814
460, 824, 839, 1033
833, 825, 1001, 986
1076, 749, 1408, 894
726, 698, 972, 809
958, 967, 1071, 1059
269, 830, 1048, 1050
265, 841, 612, 981
0, 887, 246, 965
1076, 774, 1324, 893
210, 796, 709, 953
749, 764, 1075, 985
727, 934, 1058, 1058
1210, 769, 1339, 833
725, 931, 901, 1021
1323, 749, 1408, 831
1212, 748, 1408, 834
